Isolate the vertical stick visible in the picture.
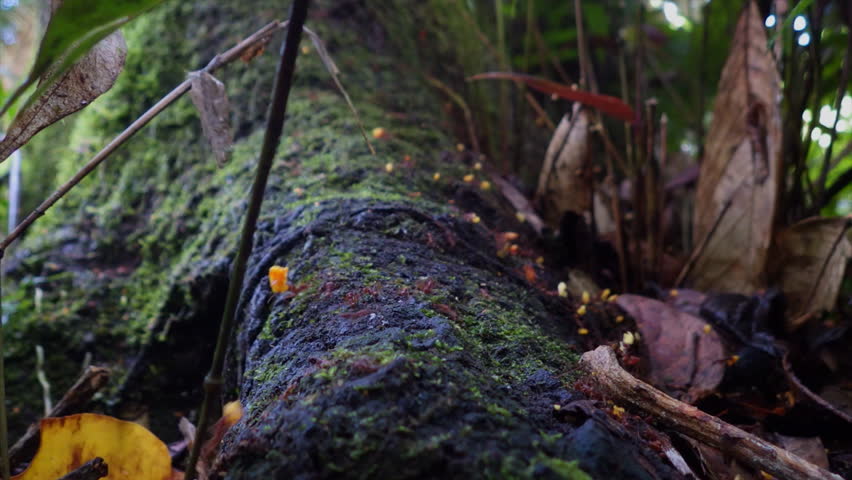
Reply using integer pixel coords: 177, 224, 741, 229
183, 1, 310, 478
0, 252, 8, 480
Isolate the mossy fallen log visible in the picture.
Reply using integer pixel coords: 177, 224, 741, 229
6, 1, 679, 478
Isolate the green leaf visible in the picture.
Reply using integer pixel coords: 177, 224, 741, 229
768, 0, 815, 42
0, 0, 166, 118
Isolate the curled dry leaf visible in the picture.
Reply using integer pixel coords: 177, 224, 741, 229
0, 31, 127, 163
189, 71, 233, 166
770, 217, 851, 321
12, 413, 172, 480
617, 294, 725, 403
686, 0, 782, 294
535, 106, 591, 227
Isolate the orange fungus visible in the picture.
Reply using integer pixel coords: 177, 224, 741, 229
269, 265, 289, 293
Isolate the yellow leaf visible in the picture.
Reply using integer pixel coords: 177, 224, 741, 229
13, 413, 171, 480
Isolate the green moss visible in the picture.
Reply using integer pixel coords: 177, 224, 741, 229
527, 454, 592, 480
3, 0, 595, 476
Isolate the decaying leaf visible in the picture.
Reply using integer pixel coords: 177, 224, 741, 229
771, 217, 851, 320
686, 0, 782, 294
617, 294, 725, 403
189, 71, 233, 166
13, 413, 172, 480
0, 31, 126, 163
535, 106, 592, 227
0, 0, 162, 120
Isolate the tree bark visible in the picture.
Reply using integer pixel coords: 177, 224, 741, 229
6, 1, 679, 479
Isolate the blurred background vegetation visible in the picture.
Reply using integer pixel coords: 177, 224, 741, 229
0, 0, 848, 245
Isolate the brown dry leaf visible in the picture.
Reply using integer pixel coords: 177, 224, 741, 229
535, 105, 591, 227
0, 31, 126, 163
683, 437, 757, 480
189, 71, 233, 166
771, 217, 851, 320
768, 434, 830, 469
686, 0, 782, 294
13, 413, 172, 480
617, 294, 725, 403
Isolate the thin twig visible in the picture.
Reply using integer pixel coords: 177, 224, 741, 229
573, 0, 597, 91
0, 20, 288, 253
675, 196, 734, 287
424, 75, 480, 152
643, 51, 695, 128
815, 30, 851, 208
581, 346, 842, 480
57, 457, 108, 480
494, 0, 511, 171
35, 345, 52, 416
531, 21, 572, 84
819, 142, 852, 204
656, 113, 667, 277
302, 27, 374, 156
696, 1, 710, 158
643, 100, 658, 284
573, 0, 628, 290
0, 255, 8, 480
184, 2, 310, 478
524, 92, 555, 131
489, 174, 545, 235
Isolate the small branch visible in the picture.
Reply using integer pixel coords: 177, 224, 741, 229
424, 75, 480, 152
9, 366, 110, 470
35, 345, 52, 416
580, 346, 842, 480
531, 21, 572, 85
643, 51, 695, 128
0, 256, 9, 480
818, 150, 852, 206
56, 457, 108, 480
783, 352, 852, 426
524, 92, 555, 131
488, 174, 545, 235
183, 2, 310, 479
696, 1, 711, 157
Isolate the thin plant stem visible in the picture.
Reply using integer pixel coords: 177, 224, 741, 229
183, 1, 310, 478
531, 21, 571, 84
425, 75, 481, 152
0, 254, 8, 480
815, 30, 851, 208
495, 0, 511, 171
696, 1, 710, 159
574, 0, 628, 290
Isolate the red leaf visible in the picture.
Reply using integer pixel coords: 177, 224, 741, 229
469, 72, 635, 122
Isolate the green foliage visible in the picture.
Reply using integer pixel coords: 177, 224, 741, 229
0, 0, 167, 118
